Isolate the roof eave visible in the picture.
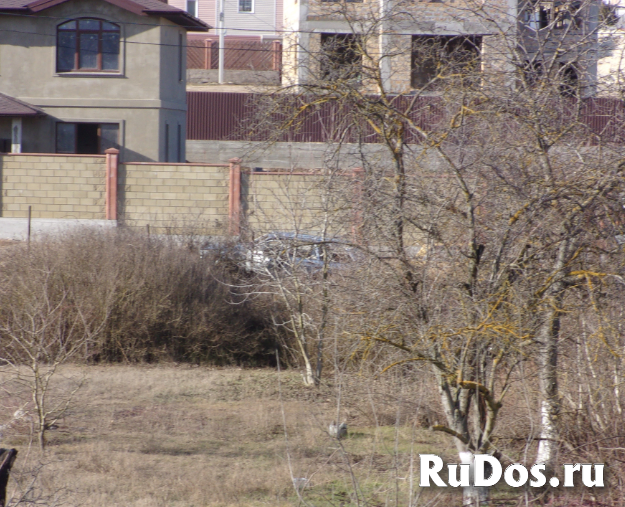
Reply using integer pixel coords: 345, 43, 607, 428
0, 0, 210, 31
146, 10, 211, 31
27, 0, 146, 15
0, 112, 45, 117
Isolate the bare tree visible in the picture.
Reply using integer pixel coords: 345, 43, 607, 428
0, 242, 111, 450
241, 169, 357, 385
250, 0, 625, 502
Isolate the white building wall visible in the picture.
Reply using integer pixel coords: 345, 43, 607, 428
172, 0, 280, 36
222, 0, 278, 37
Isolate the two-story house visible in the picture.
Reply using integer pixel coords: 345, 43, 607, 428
0, 0, 209, 162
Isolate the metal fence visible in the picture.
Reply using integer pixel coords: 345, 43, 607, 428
186, 92, 447, 143
186, 92, 625, 145
187, 40, 282, 71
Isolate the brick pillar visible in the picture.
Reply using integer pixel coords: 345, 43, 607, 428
105, 148, 119, 221
229, 158, 242, 235
351, 167, 364, 243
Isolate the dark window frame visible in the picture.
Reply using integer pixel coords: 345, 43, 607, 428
55, 122, 119, 154
522, 59, 544, 87
411, 35, 482, 89
521, 1, 584, 31
239, 0, 253, 13
559, 63, 580, 97
320, 33, 363, 81
186, 0, 198, 16
554, 1, 583, 29
57, 18, 121, 73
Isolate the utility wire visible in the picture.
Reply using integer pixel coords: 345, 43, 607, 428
0, 6, 523, 37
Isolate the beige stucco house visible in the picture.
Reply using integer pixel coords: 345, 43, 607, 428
0, 0, 208, 162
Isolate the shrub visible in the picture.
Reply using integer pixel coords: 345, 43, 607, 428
0, 229, 284, 366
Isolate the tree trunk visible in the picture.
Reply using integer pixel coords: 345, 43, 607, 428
435, 369, 490, 504
0, 448, 18, 507
460, 451, 489, 506
302, 357, 317, 386
535, 237, 570, 471
536, 311, 560, 472
38, 426, 46, 451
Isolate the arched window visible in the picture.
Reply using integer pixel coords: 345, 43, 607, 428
57, 19, 120, 72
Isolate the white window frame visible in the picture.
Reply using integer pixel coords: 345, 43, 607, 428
238, 0, 254, 14
186, 0, 198, 17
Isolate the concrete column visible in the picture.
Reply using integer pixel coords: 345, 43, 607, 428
379, 0, 392, 92
272, 40, 282, 74
205, 39, 217, 70
105, 148, 119, 220
11, 118, 22, 154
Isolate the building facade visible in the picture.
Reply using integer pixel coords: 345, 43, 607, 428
281, 0, 601, 95
0, 0, 208, 162
170, 0, 282, 38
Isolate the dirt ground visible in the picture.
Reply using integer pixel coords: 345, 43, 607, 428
0, 365, 456, 507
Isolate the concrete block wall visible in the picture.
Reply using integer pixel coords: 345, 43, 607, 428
120, 162, 231, 234
245, 172, 328, 233
0, 154, 106, 219
0, 154, 364, 239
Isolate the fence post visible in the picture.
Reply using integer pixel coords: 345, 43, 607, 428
208, 40, 218, 70
229, 158, 242, 235
272, 40, 282, 74
351, 167, 364, 244
105, 148, 119, 221
205, 39, 211, 69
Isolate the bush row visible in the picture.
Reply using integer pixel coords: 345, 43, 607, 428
0, 230, 284, 365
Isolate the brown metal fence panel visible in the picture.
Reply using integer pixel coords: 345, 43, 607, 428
581, 97, 625, 144
187, 92, 452, 143
187, 92, 625, 144
187, 92, 247, 140
223, 41, 276, 70
187, 40, 206, 70
186, 41, 279, 71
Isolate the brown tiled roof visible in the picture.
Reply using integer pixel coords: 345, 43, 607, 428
0, 0, 210, 31
0, 93, 45, 116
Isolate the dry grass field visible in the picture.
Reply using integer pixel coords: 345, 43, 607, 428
0, 365, 459, 507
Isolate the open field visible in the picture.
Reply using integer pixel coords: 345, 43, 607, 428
0, 365, 463, 507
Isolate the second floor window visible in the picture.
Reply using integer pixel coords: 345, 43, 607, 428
187, 0, 198, 17
239, 0, 253, 12
57, 19, 120, 72
521, 1, 583, 30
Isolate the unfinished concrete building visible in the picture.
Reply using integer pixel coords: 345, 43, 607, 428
281, 0, 601, 95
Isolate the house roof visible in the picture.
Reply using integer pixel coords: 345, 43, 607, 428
0, 93, 45, 117
0, 0, 210, 31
